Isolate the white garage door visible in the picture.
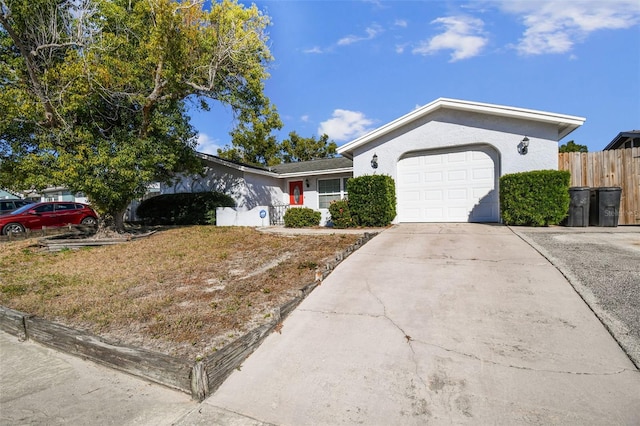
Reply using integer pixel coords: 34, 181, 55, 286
397, 147, 499, 222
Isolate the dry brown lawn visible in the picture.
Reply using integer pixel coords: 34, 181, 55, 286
0, 226, 362, 359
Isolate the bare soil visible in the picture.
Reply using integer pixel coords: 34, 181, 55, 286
0, 226, 363, 360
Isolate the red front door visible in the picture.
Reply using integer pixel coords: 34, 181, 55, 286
289, 181, 304, 205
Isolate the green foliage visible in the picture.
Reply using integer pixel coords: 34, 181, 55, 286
218, 103, 283, 167
0, 0, 275, 231
283, 207, 321, 228
347, 175, 396, 227
279, 132, 338, 163
559, 140, 588, 153
136, 192, 235, 225
500, 170, 571, 226
328, 199, 354, 228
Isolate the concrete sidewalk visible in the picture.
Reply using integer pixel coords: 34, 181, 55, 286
0, 331, 196, 425
178, 224, 640, 425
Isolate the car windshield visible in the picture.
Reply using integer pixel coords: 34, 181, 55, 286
9, 203, 37, 215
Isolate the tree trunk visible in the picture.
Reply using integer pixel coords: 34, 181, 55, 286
113, 207, 127, 233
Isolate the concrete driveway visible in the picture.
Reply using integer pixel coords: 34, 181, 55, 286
180, 224, 640, 425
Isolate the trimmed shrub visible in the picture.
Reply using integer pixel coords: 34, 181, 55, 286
283, 207, 321, 228
328, 199, 354, 228
500, 170, 570, 226
348, 175, 396, 227
136, 192, 235, 225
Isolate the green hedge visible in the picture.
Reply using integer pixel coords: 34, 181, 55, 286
328, 199, 353, 228
500, 170, 570, 226
284, 207, 321, 228
136, 192, 235, 225
347, 175, 396, 227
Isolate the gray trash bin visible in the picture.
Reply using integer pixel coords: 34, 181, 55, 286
596, 187, 622, 227
567, 187, 590, 227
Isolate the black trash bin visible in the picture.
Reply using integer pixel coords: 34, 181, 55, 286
567, 187, 590, 227
596, 187, 622, 227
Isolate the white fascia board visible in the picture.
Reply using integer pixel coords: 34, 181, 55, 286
276, 167, 353, 179
337, 98, 586, 155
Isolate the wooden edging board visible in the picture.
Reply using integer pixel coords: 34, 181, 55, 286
0, 231, 378, 401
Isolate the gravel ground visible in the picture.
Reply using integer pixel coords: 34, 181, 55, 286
511, 226, 640, 368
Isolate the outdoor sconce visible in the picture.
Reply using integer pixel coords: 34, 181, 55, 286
305, 178, 310, 188
371, 153, 378, 169
519, 136, 530, 155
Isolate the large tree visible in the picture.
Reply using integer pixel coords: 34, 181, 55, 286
0, 0, 276, 231
217, 102, 283, 167
279, 132, 337, 163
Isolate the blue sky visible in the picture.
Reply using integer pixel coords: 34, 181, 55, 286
191, 0, 640, 155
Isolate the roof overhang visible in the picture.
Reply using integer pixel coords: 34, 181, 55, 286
338, 98, 586, 158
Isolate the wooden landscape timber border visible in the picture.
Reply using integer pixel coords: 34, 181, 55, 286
559, 147, 640, 225
0, 231, 378, 401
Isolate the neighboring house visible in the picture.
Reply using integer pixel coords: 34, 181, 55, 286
337, 98, 585, 223
1, 189, 20, 199
22, 187, 89, 204
604, 131, 640, 150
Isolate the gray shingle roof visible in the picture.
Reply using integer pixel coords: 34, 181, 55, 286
269, 157, 353, 174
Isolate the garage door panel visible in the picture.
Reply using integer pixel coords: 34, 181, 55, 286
448, 188, 468, 200
425, 208, 444, 220
425, 190, 443, 201
424, 156, 443, 165
424, 171, 443, 182
403, 190, 421, 202
448, 170, 467, 181
397, 147, 499, 223
472, 168, 493, 179
401, 172, 421, 184
448, 152, 466, 162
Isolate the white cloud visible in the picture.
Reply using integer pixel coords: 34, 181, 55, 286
303, 46, 324, 54
500, 0, 640, 55
196, 133, 223, 156
300, 115, 310, 123
337, 24, 383, 46
394, 19, 408, 28
412, 16, 488, 61
318, 109, 375, 142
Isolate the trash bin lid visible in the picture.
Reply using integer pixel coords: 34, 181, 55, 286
569, 186, 590, 191
598, 187, 622, 191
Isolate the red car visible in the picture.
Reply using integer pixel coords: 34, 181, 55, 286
0, 201, 99, 235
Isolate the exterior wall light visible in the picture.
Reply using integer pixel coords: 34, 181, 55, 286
305, 178, 310, 188
519, 136, 530, 155
371, 153, 378, 169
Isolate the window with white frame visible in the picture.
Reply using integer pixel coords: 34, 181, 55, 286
318, 177, 349, 209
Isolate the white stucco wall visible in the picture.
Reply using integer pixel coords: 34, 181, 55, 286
351, 109, 560, 180
216, 205, 271, 227
164, 162, 282, 209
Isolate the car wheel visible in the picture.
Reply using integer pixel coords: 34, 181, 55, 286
3, 223, 25, 235
81, 216, 98, 227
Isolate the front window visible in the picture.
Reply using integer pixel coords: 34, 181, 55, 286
318, 178, 349, 209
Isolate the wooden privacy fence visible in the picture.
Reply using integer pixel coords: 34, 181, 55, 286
559, 147, 640, 225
